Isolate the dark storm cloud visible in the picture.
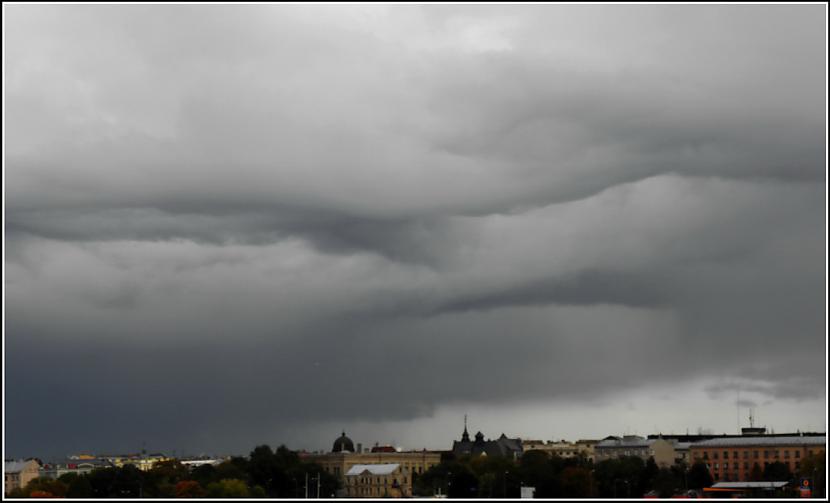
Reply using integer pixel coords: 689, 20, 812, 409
4, 4, 825, 457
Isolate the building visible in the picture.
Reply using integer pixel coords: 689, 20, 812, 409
522, 440, 585, 459
302, 432, 441, 497
574, 439, 599, 462
689, 434, 826, 483
593, 436, 678, 467
39, 458, 112, 479
5, 460, 40, 495
100, 453, 171, 471
452, 421, 522, 459
344, 463, 407, 497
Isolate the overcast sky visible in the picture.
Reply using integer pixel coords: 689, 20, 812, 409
4, 4, 827, 459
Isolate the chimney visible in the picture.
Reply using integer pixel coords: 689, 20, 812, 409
357, 443, 362, 454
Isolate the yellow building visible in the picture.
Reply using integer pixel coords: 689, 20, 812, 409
344, 463, 406, 498
301, 432, 442, 497
103, 453, 171, 471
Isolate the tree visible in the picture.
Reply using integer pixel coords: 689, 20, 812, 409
65, 475, 93, 498
28, 490, 56, 498
651, 468, 682, 498
191, 464, 218, 487
175, 480, 207, 498
638, 457, 659, 497
206, 478, 250, 498
518, 450, 558, 497
763, 461, 792, 482
593, 456, 645, 497
748, 462, 763, 482
686, 462, 713, 490
799, 453, 826, 499
559, 466, 592, 498
448, 469, 479, 498
23, 477, 68, 498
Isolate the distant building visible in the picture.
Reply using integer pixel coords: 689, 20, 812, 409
452, 422, 522, 459
690, 434, 826, 483
593, 436, 678, 467
97, 453, 171, 471
344, 463, 406, 497
302, 432, 441, 497
574, 439, 599, 462
522, 440, 583, 459
5, 460, 40, 495
39, 458, 112, 479
179, 458, 225, 469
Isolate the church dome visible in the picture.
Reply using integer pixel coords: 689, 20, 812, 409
332, 431, 355, 453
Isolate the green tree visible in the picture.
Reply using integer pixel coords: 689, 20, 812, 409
799, 453, 826, 499
64, 474, 93, 498
651, 468, 682, 498
206, 478, 250, 498
191, 464, 218, 487
559, 466, 592, 498
637, 457, 659, 496
763, 461, 792, 482
686, 462, 713, 490
748, 462, 764, 481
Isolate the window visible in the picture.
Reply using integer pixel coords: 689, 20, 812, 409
743, 451, 749, 459
784, 450, 790, 459
764, 451, 769, 459
743, 462, 749, 469
733, 451, 738, 459
796, 462, 800, 469
703, 452, 709, 460
723, 451, 729, 459
795, 451, 800, 458
714, 463, 719, 470
724, 463, 729, 470
713, 452, 719, 460
754, 451, 759, 459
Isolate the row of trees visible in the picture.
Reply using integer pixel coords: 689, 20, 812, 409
8, 445, 339, 498
412, 451, 827, 498
9, 447, 825, 498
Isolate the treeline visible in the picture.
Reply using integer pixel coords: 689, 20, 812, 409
8, 445, 339, 498
412, 451, 827, 498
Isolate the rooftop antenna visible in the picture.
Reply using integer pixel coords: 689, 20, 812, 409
749, 407, 755, 428
736, 388, 741, 434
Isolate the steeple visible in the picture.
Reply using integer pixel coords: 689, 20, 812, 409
462, 414, 470, 442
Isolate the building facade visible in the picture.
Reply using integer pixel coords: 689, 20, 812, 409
522, 439, 598, 460
593, 436, 678, 467
302, 432, 441, 497
690, 435, 826, 483
5, 460, 40, 495
344, 463, 407, 498
452, 424, 523, 459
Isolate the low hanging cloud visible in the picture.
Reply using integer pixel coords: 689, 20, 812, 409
4, 4, 826, 457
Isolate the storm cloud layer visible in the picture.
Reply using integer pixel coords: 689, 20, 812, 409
4, 5, 826, 457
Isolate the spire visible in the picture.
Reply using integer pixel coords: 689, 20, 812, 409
462, 415, 470, 442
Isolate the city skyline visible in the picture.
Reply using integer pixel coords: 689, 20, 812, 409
4, 4, 827, 460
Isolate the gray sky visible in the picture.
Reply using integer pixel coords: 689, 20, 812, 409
4, 4, 827, 459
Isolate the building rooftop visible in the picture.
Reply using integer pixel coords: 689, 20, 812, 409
711, 481, 789, 489
346, 464, 400, 476
693, 435, 826, 448
5, 460, 37, 473
595, 436, 654, 449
